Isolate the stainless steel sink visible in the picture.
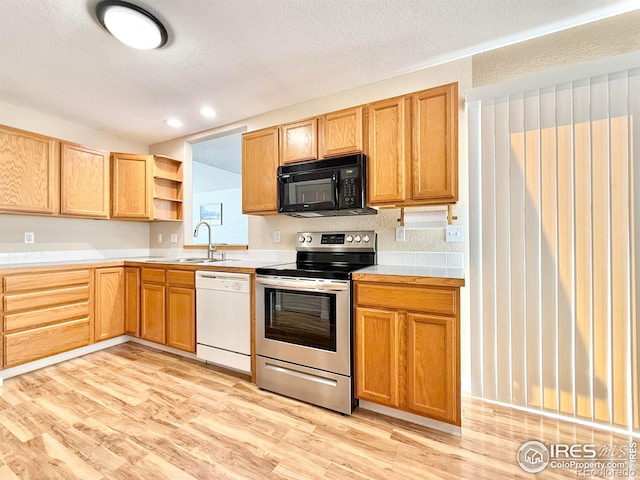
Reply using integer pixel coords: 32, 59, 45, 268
145, 257, 206, 263
145, 257, 239, 264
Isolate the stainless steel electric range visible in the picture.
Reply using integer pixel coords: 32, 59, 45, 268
255, 231, 376, 414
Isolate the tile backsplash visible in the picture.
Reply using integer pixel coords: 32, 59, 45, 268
0, 247, 464, 269
0, 249, 151, 265
377, 250, 464, 268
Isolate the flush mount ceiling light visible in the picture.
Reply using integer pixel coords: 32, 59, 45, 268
96, 0, 168, 50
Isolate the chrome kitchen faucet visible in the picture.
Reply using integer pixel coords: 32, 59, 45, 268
194, 221, 217, 260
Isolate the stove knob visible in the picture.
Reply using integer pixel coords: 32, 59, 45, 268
363, 235, 370, 243
298, 235, 305, 243
305, 235, 312, 243
346, 235, 353, 243
354, 235, 362, 243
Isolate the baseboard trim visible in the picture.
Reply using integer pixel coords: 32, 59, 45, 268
357, 400, 462, 436
127, 337, 200, 360
0, 336, 130, 381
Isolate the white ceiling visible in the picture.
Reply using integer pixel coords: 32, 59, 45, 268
192, 129, 243, 173
0, 0, 637, 146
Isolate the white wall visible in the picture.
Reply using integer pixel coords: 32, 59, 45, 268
192, 162, 241, 193
0, 100, 150, 257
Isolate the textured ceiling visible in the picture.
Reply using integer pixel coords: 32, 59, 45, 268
0, 0, 637, 145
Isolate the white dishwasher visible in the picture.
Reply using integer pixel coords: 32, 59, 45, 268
196, 271, 251, 373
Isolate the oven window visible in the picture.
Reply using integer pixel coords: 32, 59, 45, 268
264, 288, 336, 351
286, 178, 333, 205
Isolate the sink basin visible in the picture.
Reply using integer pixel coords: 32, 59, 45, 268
145, 257, 239, 264
196, 258, 239, 264
145, 257, 206, 263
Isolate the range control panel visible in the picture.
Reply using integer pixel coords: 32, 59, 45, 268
295, 231, 376, 251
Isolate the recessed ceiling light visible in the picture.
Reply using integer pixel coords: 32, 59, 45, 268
96, 0, 168, 50
165, 118, 183, 128
199, 107, 216, 118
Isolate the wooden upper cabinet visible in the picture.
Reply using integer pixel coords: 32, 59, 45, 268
411, 83, 458, 203
0, 125, 58, 214
60, 142, 110, 218
111, 153, 151, 219
242, 127, 279, 214
151, 155, 184, 221
367, 96, 410, 205
367, 83, 458, 207
94, 267, 125, 342
280, 118, 317, 164
319, 106, 366, 158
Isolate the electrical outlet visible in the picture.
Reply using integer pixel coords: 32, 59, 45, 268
395, 226, 405, 242
157, 233, 163, 244
170, 233, 178, 243
446, 225, 464, 242
273, 230, 281, 243
24, 232, 35, 244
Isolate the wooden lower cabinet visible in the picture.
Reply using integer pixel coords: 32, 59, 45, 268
94, 267, 125, 341
406, 313, 458, 422
1, 268, 93, 368
167, 286, 195, 352
140, 267, 195, 353
124, 267, 140, 336
354, 277, 462, 426
354, 307, 401, 407
141, 283, 166, 344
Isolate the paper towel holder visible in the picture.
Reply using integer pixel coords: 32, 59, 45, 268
397, 205, 458, 226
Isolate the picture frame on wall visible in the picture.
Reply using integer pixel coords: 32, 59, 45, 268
200, 203, 222, 226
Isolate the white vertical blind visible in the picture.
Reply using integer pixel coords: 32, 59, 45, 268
469, 64, 639, 433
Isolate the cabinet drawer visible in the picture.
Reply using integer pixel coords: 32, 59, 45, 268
4, 318, 91, 368
167, 269, 194, 288
4, 301, 90, 333
355, 283, 457, 316
142, 268, 166, 284
3, 286, 90, 313
3, 269, 90, 293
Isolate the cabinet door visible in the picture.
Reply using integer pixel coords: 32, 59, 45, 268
411, 83, 458, 203
406, 313, 459, 425
124, 267, 140, 337
141, 283, 165, 344
111, 153, 151, 219
280, 118, 317, 164
355, 307, 401, 407
242, 127, 279, 214
367, 97, 410, 205
0, 125, 58, 214
95, 267, 125, 341
319, 106, 365, 158
60, 142, 110, 218
167, 286, 195, 352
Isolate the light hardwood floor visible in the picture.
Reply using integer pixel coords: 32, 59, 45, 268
0, 343, 634, 479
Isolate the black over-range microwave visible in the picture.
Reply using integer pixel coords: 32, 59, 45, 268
277, 153, 377, 217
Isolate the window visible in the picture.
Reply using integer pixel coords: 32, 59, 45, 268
190, 129, 248, 246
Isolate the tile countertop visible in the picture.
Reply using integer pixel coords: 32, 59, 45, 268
353, 264, 465, 286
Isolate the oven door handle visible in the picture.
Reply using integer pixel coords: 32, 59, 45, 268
255, 277, 349, 292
